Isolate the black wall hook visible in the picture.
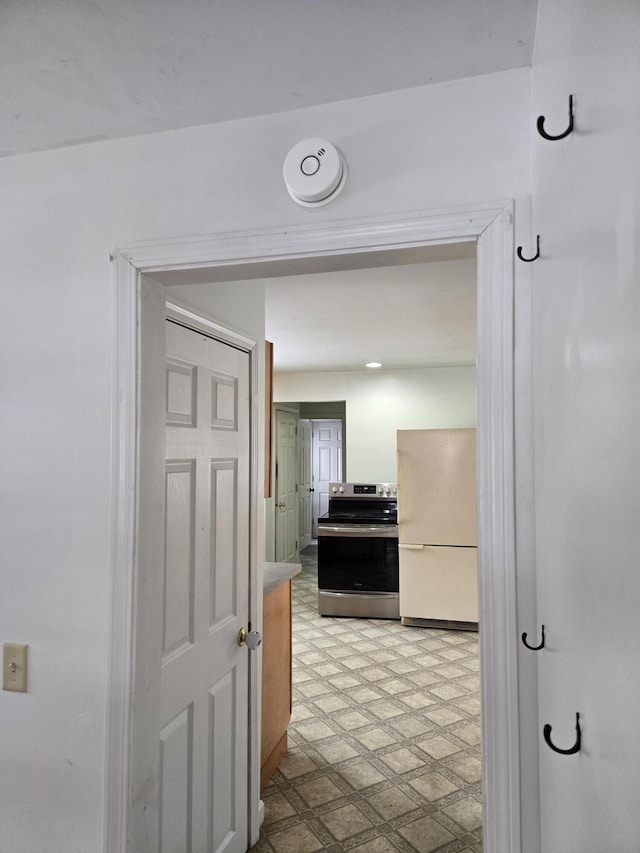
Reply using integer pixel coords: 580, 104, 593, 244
543, 712, 581, 755
517, 235, 540, 263
537, 95, 574, 141
522, 624, 545, 650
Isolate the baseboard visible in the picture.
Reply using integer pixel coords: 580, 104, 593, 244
401, 616, 478, 632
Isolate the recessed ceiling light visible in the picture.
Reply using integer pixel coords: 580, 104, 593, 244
365, 362, 382, 368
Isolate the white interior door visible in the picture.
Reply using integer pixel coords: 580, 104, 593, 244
298, 418, 313, 550
275, 409, 298, 562
161, 319, 251, 853
311, 419, 343, 537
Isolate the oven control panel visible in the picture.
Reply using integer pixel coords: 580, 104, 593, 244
330, 483, 397, 498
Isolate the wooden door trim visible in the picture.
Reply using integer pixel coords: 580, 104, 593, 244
107, 200, 520, 853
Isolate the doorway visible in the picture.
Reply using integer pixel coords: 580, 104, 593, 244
273, 406, 345, 559
107, 203, 520, 853
267, 280, 479, 845
301, 402, 346, 541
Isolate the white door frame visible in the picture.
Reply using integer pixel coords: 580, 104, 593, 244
106, 201, 520, 853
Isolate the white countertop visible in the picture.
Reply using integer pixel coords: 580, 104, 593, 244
263, 561, 302, 596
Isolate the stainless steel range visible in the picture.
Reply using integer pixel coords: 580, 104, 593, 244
317, 482, 399, 619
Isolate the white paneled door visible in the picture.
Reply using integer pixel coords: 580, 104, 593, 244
298, 419, 313, 550
162, 320, 250, 853
311, 420, 342, 537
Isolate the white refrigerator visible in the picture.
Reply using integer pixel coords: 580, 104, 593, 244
396, 428, 478, 629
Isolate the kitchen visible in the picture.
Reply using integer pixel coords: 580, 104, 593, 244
258, 254, 481, 844
255, 259, 478, 849
267, 253, 477, 555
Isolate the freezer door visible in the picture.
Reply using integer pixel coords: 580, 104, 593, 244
397, 428, 477, 546
398, 545, 478, 623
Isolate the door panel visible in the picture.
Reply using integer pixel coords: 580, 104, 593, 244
166, 358, 197, 427
210, 460, 238, 624
209, 670, 237, 853
161, 320, 250, 853
160, 705, 193, 853
318, 447, 332, 481
164, 461, 196, 654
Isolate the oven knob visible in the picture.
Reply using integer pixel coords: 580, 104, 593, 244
392, 486, 397, 494
338, 486, 345, 493
332, 486, 338, 493
378, 486, 384, 494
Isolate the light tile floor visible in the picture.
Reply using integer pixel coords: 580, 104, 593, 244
250, 545, 482, 853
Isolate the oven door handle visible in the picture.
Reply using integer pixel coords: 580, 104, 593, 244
318, 525, 398, 538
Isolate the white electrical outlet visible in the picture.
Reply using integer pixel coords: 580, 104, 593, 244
3, 643, 28, 692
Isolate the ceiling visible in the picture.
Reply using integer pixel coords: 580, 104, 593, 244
2, 0, 538, 158
163, 242, 478, 373
265, 251, 477, 372
5, 1, 520, 370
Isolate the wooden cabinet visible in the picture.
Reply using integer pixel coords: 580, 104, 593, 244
260, 579, 292, 790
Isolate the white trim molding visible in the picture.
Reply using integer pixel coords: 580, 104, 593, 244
104, 251, 138, 853
119, 202, 505, 276
106, 202, 520, 853
476, 206, 520, 851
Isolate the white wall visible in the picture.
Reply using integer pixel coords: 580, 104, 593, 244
531, 2, 640, 850
0, 68, 532, 852
274, 367, 476, 482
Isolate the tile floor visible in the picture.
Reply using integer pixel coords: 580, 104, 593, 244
250, 545, 482, 853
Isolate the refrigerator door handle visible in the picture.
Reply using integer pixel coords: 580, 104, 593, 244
398, 543, 425, 550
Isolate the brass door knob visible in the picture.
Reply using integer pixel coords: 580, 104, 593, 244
238, 627, 263, 650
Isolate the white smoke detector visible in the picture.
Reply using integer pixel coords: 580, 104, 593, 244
283, 138, 346, 207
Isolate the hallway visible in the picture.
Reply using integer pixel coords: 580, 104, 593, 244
252, 546, 482, 853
